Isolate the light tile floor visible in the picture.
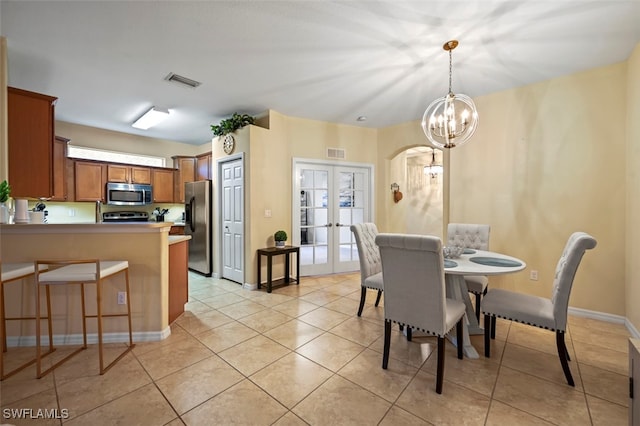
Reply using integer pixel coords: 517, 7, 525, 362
0, 272, 631, 425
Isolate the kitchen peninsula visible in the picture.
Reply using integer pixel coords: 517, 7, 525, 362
0, 222, 189, 345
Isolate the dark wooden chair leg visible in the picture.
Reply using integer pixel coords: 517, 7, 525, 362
374, 290, 382, 307
382, 320, 391, 369
436, 336, 445, 394
357, 287, 367, 317
484, 314, 491, 357
406, 327, 412, 341
556, 331, 575, 386
456, 319, 463, 360
475, 293, 481, 322
490, 315, 496, 339
399, 324, 404, 332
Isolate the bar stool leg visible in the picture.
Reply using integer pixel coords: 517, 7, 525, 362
80, 283, 87, 349
96, 278, 104, 373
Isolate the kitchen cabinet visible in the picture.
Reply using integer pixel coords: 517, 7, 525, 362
75, 161, 106, 201
168, 238, 189, 323
169, 225, 185, 235
8, 87, 58, 198
152, 169, 174, 203
173, 156, 196, 203
107, 164, 151, 184
196, 152, 212, 181
51, 136, 69, 201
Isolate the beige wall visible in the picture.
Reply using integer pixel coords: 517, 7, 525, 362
210, 110, 379, 285
626, 43, 640, 332
377, 121, 450, 238
446, 62, 627, 316
55, 121, 210, 166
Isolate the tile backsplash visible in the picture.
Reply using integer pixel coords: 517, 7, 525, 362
32, 201, 185, 224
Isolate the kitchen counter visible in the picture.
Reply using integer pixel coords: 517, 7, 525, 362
1, 222, 183, 345
169, 235, 191, 245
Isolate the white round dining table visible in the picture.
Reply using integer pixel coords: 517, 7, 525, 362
444, 249, 526, 359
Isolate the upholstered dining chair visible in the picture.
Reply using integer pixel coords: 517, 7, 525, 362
376, 233, 465, 394
447, 223, 491, 321
350, 223, 383, 317
482, 232, 597, 386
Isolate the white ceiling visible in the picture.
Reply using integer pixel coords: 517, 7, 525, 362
2, 1, 639, 146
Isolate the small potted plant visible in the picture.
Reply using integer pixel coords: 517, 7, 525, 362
0, 180, 10, 224
274, 230, 287, 248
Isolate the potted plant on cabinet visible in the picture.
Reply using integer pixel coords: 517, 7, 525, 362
210, 113, 255, 155
274, 230, 287, 248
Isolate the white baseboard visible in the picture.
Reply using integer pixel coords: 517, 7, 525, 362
568, 306, 639, 338
243, 282, 258, 291
6, 326, 172, 348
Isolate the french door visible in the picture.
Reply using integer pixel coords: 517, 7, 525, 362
293, 160, 373, 276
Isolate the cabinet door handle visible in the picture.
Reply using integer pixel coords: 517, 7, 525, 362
325, 223, 333, 227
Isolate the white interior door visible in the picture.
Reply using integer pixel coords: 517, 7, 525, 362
221, 158, 244, 284
294, 161, 372, 276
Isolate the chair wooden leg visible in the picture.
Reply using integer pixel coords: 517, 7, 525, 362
406, 327, 412, 341
484, 314, 491, 357
556, 331, 574, 386
374, 290, 382, 307
382, 320, 391, 369
456, 319, 463, 360
357, 287, 367, 317
474, 293, 481, 322
490, 315, 496, 339
436, 336, 445, 394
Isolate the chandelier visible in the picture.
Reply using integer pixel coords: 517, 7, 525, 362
423, 148, 443, 178
422, 40, 478, 149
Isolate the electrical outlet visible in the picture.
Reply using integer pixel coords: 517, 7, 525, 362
117, 292, 127, 305
68, 208, 75, 217
264, 209, 272, 218
530, 270, 538, 281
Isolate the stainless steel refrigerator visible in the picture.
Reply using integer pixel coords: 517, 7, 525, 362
185, 180, 212, 276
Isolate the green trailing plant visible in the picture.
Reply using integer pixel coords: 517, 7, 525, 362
274, 230, 288, 242
210, 113, 255, 137
0, 180, 10, 203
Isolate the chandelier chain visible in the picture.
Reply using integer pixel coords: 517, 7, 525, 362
448, 48, 453, 94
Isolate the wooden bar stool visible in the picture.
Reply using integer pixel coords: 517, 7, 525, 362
1, 262, 54, 380
34, 259, 135, 378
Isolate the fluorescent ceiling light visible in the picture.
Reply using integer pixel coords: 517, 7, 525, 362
132, 107, 169, 129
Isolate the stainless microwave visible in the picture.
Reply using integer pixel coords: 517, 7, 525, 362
106, 182, 153, 206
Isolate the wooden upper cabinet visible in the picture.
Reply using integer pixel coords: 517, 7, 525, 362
8, 87, 58, 198
130, 167, 151, 184
152, 169, 175, 203
196, 152, 212, 181
172, 156, 196, 203
107, 164, 151, 184
75, 161, 106, 202
51, 136, 69, 201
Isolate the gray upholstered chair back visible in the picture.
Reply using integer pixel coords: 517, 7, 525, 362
350, 223, 382, 284
375, 233, 447, 336
550, 232, 597, 330
447, 223, 490, 250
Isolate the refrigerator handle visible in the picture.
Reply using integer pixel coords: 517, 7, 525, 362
186, 196, 196, 232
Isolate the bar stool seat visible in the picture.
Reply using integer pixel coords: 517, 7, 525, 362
1, 262, 54, 380
35, 259, 135, 378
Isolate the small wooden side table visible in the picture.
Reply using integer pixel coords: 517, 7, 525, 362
257, 245, 300, 293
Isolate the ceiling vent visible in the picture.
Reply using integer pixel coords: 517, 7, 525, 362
327, 148, 346, 160
164, 73, 201, 89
